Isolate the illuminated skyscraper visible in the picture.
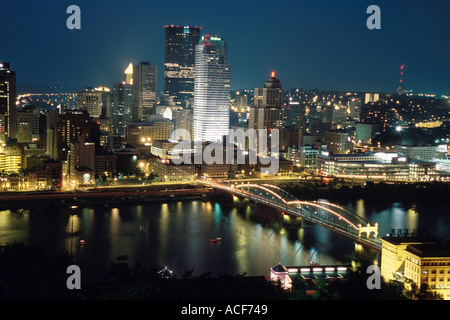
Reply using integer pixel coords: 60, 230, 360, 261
0, 62, 17, 140
132, 61, 157, 120
192, 34, 231, 142
112, 63, 133, 135
249, 72, 284, 131
164, 25, 201, 107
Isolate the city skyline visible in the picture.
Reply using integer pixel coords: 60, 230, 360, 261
1, 0, 449, 95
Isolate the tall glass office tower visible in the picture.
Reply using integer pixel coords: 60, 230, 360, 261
164, 25, 201, 107
192, 34, 231, 143
112, 63, 133, 135
0, 62, 17, 140
132, 61, 157, 121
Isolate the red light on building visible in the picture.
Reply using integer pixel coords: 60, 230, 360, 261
271, 71, 275, 78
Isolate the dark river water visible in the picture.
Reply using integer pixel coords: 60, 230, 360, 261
0, 196, 449, 282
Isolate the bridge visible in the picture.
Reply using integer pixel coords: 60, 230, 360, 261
202, 180, 382, 251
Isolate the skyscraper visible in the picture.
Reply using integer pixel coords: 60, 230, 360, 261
192, 34, 231, 143
132, 61, 157, 121
0, 62, 17, 140
112, 63, 133, 135
164, 25, 201, 107
249, 72, 284, 131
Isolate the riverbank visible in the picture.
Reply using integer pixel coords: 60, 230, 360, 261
0, 183, 213, 210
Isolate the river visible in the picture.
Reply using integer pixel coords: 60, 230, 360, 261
0, 196, 449, 282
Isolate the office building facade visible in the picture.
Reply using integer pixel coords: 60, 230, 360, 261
164, 25, 201, 107
132, 61, 157, 121
0, 62, 17, 140
192, 34, 231, 143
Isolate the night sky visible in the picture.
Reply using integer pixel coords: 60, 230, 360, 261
1, 0, 449, 95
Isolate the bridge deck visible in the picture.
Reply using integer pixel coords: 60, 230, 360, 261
204, 180, 382, 251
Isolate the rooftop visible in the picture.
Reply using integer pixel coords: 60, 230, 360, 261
406, 243, 450, 258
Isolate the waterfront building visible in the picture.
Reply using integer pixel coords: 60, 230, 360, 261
381, 234, 450, 300
44, 159, 63, 189
68, 136, 95, 187
199, 162, 229, 179
192, 34, 231, 143
153, 158, 196, 182
316, 151, 436, 181
94, 152, 117, 178
270, 263, 352, 293
253, 159, 293, 178
164, 25, 201, 107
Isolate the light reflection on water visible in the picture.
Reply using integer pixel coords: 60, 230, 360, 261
0, 198, 448, 281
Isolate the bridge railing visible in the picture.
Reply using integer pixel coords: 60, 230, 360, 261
203, 180, 382, 250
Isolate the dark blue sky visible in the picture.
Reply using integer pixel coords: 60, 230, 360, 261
1, 0, 449, 95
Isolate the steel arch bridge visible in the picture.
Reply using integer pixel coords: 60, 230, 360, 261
204, 181, 381, 251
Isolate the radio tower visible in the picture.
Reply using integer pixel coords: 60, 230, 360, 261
397, 64, 406, 94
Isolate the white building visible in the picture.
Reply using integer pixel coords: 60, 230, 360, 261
192, 34, 231, 143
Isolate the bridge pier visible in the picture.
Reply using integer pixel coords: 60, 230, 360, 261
280, 211, 303, 229
211, 188, 234, 203
354, 241, 380, 265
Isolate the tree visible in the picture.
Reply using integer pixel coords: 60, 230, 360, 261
403, 278, 443, 300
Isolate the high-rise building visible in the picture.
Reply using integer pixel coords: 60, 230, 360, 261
0, 62, 17, 140
112, 63, 134, 136
172, 108, 193, 141
77, 87, 111, 118
323, 130, 353, 154
248, 72, 284, 152
16, 110, 34, 143
112, 83, 133, 135
45, 110, 59, 159
249, 72, 284, 131
164, 25, 201, 107
284, 100, 306, 129
132, 61, 157, 121
68, 136, 95, 187
56, 110, 100, 160
192, 34, 231, 143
